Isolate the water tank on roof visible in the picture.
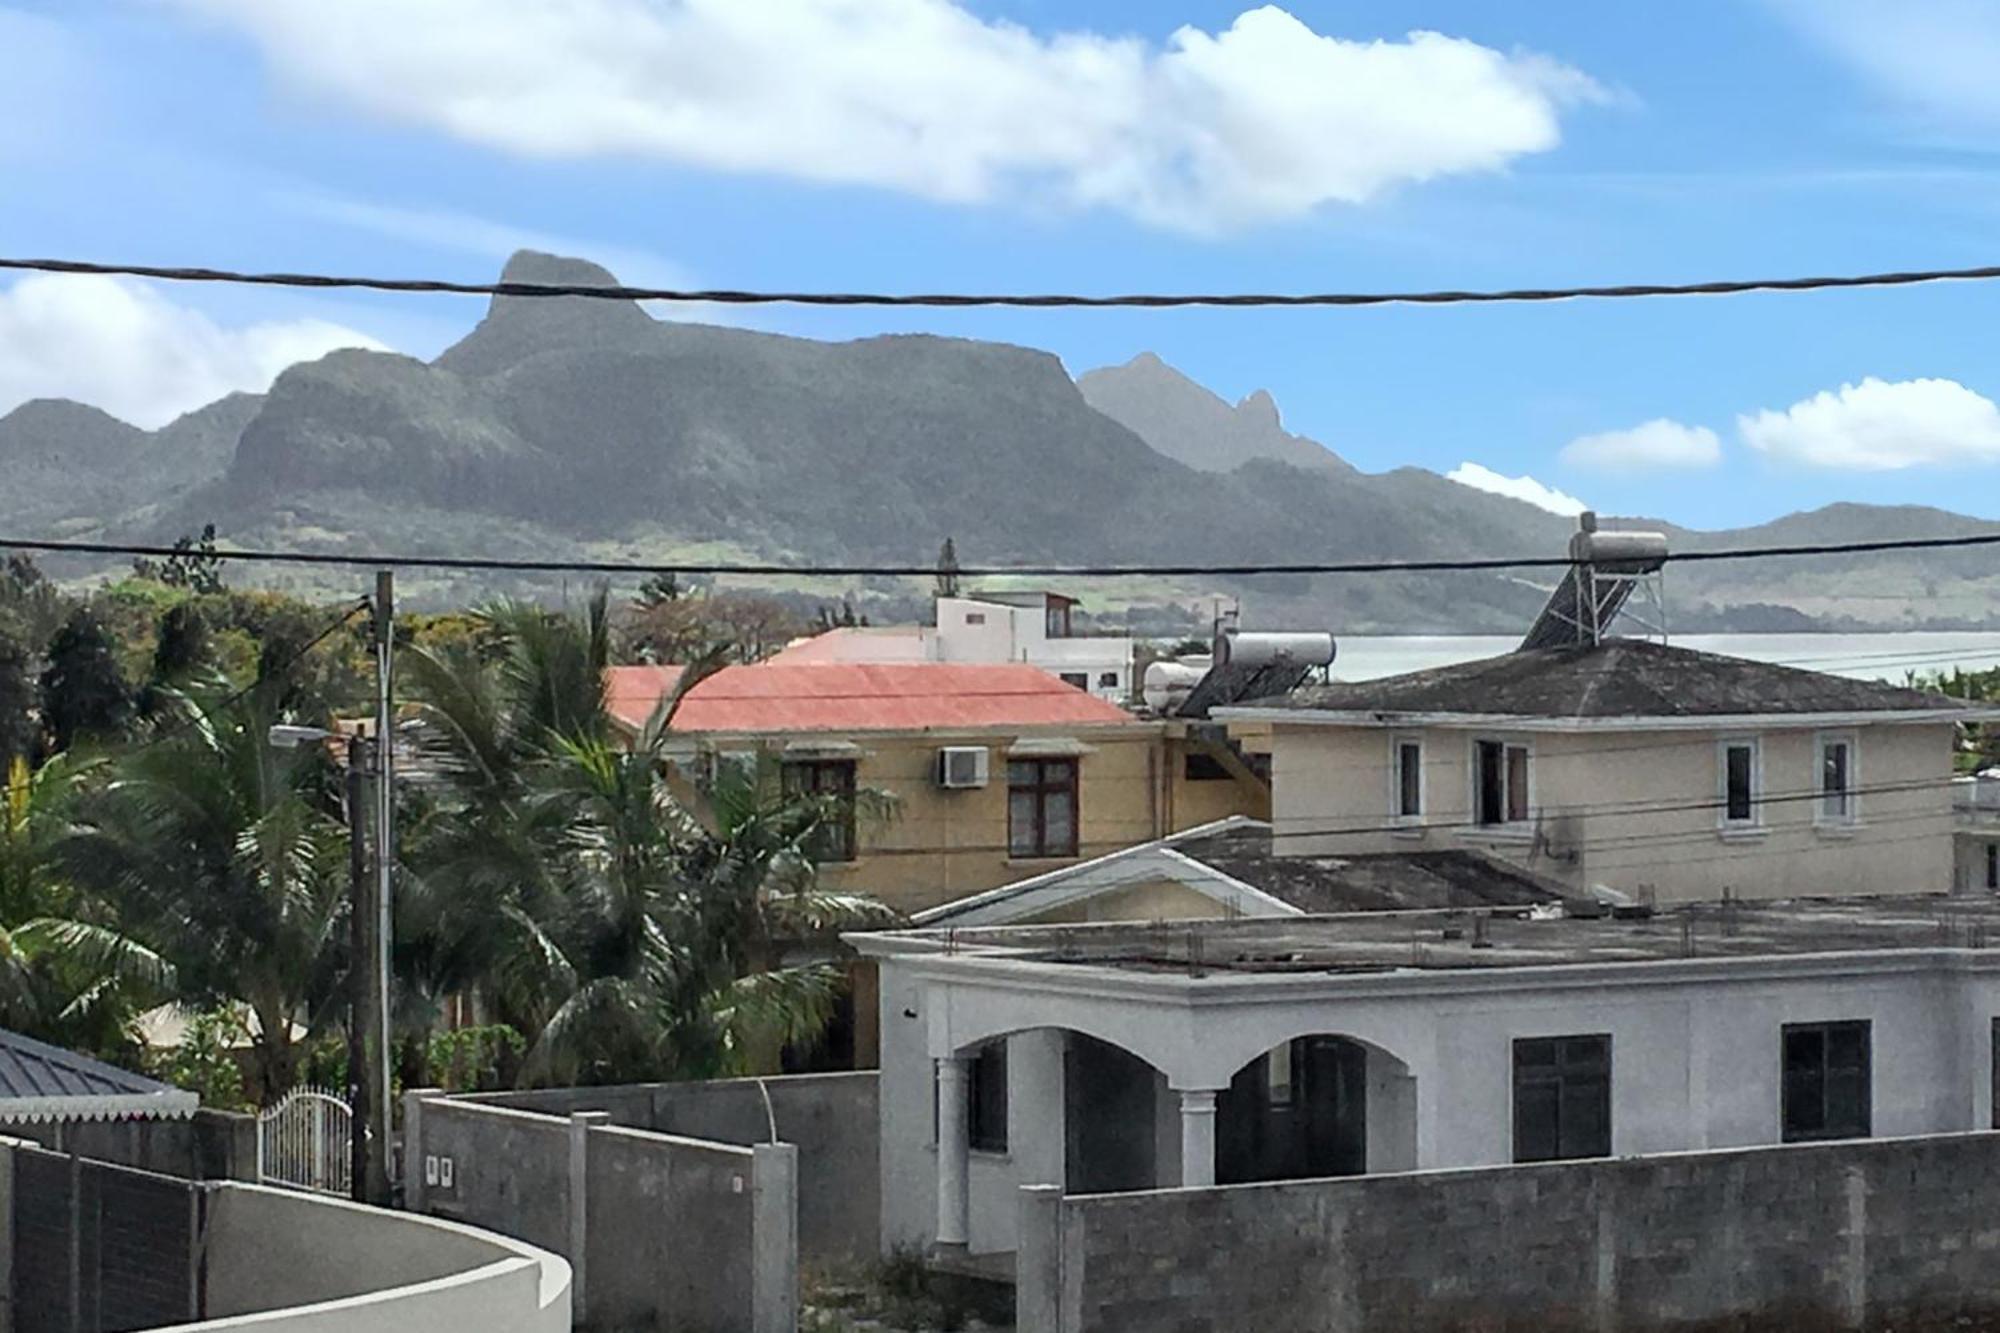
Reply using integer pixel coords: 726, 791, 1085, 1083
1213, 632, 1337, 670
1568, 524, 1668, 570
1142, 659, 1210, 713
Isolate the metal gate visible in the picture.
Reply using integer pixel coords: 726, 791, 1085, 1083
256, 1086, 353, 1196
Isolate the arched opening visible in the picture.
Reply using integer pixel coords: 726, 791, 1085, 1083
1063, 1034, 1162, 1194
1217, 1035, 1416, 1183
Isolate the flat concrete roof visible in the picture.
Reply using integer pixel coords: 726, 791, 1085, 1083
867, 895, 2000, 975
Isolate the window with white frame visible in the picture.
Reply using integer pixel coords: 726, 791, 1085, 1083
1816, 733, 1858, 826
1393, 736, 1424, 821
1719, 738, 1760, 828
1475, 739, 1530, 827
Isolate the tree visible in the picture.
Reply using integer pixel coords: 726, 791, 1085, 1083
935, 538, 961, 600
56, 684, 350, 1095
39, 607, 132, 753
131, 524, 226, 594
0, 631, 32, 765
400, 595, 898, 1086
1, 754, 172, 1056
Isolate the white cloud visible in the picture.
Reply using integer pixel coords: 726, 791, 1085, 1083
1769, 0, 2000, 131
1560, 418, 1721, 471
0, 274, 386, 429
1446, 462, 1588, 516
177, 1, 1602, 233
1738, 376, 2000, 471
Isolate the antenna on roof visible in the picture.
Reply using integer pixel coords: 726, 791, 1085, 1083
1519, 511, 1670, 652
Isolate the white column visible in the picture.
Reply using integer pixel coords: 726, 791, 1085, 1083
1178, 1089, 1218, 1187
936, 1055, 972, 1246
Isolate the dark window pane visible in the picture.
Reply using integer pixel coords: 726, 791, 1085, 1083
1782, 1021, 1870, 1142
1397, 743, 1422, 817
969, 1041, 1008, 1153
1506, 747, 1531, 823
1478, 742, 1505, 826
1514, 1034, 1609, 1163
1726, 745, 1754, 822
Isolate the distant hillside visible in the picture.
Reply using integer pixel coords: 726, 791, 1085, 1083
1, 249, 1996, 632
1077, 352, 1353, 475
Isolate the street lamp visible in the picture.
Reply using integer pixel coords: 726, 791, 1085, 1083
269, 722, 391, 1206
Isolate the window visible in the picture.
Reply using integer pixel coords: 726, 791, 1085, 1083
1817, 734, 1858, 826
1184, 752, 1231, 782
1009, 758, 1079, 858
1513, 1035, 1610, 1162
1476, 740, 1531, 827
1721, 739, 1760, 827
1058, 672, 1089, 690
782, 760, 857, 862
969, 1041, 1008, 1153
1394, 737, 1423, 820
1097, 672, 1119, 690
1045, 602, 1072, 639
1987, 842, 1998, 892
964, 612, 985, 625
1782, 1021, 1871, 1142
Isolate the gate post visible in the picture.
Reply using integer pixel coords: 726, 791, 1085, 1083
568, 1110, 610, 1325
402, 1088, 443, 1213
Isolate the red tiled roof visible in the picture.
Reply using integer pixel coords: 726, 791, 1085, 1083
605, 662, 1134, 734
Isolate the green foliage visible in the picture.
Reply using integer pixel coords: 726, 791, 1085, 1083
148, 1008, 252, 1112
39, 606, 132, 753
426, 1024, 526, 1092
131, 525, 227, 595
0, 631, 31, 764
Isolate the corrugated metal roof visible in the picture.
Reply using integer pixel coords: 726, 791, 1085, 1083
607, 662, 1136, 734
0, 1027, 196, 1123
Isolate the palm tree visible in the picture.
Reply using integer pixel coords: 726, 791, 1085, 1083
400, 591, 900, 1087
0, 753, 174, 1056
55, 685, 350, 1095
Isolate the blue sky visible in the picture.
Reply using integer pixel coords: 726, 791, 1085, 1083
6, 1, 2000, 529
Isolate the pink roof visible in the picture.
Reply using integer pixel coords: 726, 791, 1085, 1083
606, 662, 1134, 734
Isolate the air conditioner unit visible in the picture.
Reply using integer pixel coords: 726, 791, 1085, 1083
936, 745, 990, 790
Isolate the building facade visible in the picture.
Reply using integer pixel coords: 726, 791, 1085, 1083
1218, 639, 1996, 905
855, 901, 2000, 1259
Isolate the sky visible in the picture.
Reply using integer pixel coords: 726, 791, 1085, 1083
7, 1, 2000, 530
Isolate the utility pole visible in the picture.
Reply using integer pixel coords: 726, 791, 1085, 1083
369, 569, 395, 1206
343, 733, 378, 1205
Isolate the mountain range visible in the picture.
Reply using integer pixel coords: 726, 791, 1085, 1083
2, 250, 1996, 633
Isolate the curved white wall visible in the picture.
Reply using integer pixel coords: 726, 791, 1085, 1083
161, 1184, 570, 1333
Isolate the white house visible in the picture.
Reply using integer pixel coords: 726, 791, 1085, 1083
1214, 638, 2000, 905
771, 590, 1135, 703
853, 897, 2000, 1259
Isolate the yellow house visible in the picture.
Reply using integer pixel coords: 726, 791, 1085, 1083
605, 662, 1268, 916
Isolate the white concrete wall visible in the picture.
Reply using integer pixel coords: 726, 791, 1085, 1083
1271, 721, 1959, 903
178, 1184, 569, 1332
879, 951, 2000, 1258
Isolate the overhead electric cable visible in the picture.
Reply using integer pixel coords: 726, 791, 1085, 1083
5, 530, 2000, 579
11, 254, 2000, 308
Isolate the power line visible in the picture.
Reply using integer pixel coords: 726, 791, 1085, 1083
6, 529, 2000, 580
12, 255, 2000, 309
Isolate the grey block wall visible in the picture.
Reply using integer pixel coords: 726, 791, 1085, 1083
412, 1094, 792, 1333
1022, 1131, 2000, 1333
474, 1071, 879, 1265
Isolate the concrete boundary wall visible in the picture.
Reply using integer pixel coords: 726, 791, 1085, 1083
470, 1071, 878, 1265
410, 1091, 799, 1332
1018, 1130, 2000, 1333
